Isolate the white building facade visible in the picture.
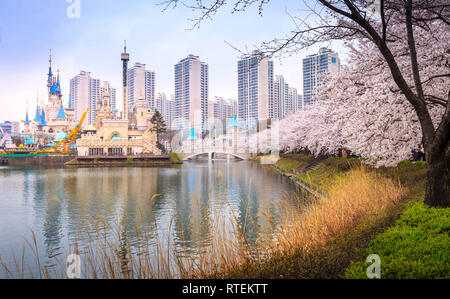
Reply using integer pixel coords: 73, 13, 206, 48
174, 55, 209, 130
303, 47, 340, 106
127, 62, 156, 112
237, 51, 273, 123
70, 71, 102, 124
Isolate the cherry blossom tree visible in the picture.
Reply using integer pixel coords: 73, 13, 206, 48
166, 0, 449, 207
261, 23, 446, 166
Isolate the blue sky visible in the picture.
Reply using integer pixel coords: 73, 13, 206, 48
0, 0, 346, 122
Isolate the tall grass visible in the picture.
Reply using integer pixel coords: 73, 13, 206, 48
0, 167, 406, 279
261, 167, 407, 255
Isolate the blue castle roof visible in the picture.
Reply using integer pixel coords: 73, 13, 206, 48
48, 67, 53, 83
34, 106, 40, 121
68, 95, 72, 108
24, 112, 30, 125
56, 75, 61, 93
56, 105, 66, 118
50, 82, 59, 94
38, 108, 47, 127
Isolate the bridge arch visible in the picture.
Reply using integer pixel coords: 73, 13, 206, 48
183, 151, 248, 161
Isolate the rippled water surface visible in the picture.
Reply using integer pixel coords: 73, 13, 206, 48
0, 161, 302, 277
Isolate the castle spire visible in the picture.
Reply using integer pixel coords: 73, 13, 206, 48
56, 68, 61, 94
34, 92, 40, 121
38, 107, 47, 127
24, 99, 30, 125
48, 49, 53, 76
47, 49, 53, 88
57, 105, 66, 119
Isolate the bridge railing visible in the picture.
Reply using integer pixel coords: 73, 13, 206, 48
176, 145, 250, 155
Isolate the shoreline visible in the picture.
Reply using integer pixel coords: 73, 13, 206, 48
252, 155, 324, 198
0, 154, 183, 167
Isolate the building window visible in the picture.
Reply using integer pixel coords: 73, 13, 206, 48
108, 148, 123, 156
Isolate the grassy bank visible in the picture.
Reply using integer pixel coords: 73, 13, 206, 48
345, 201, 450, 278
213, 154, 445, 279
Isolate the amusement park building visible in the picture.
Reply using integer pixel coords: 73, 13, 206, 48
76, 44, 161, 157
22, 52, 76, 139
76, 90, 161, 156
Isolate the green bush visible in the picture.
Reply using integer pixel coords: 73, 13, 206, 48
345, 202, 450, 279
397, 160, 412, 167
169, 151, 183, 164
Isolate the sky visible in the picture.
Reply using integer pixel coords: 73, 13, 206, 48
0, 0, 347, 123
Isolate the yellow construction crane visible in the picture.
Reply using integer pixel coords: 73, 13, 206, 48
61, 108, 89, 153
33, 108, 89, 155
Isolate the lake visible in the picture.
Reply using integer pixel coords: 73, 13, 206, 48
0, 160, 302, 278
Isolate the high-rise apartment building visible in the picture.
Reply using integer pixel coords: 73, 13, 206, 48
128, 63, 156, 111
208, 97, 237, 122
273, 76, 302, 118
287, 87, 298, 115
70, 71, 102, 124
167, 96, 175, 130
174, 54, 209, 130
230, 99, 238, 117
273, 75, 289, 119
237, 51, 273, 123
0, 121, 20, 135
303, 47, 340, 106
297, 94, 303, 111
156, 92, 176, 130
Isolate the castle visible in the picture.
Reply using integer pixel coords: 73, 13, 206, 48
76, 89, 161, 156
75, 44, 161, 157
21, 46, 161, 157
22, 51, 76, 137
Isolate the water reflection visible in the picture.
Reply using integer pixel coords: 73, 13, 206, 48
0, 161, 302, 276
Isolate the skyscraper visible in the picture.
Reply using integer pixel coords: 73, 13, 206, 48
167, 95, 175, 130
287, 87, 298, 114
208, 97, 237, 122
128, 62, 156, 112
156, 92, 175, 129
273, 75, 289, 119
303, 47, 340, 106
174, 54, 209, 130
237, 51, 273, 123
70, 71, 101, 124
297, 94, 303, 111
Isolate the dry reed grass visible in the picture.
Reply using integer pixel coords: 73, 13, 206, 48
262, 167, 407, 255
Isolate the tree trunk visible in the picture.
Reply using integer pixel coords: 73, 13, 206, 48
424, 152, 450, 207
